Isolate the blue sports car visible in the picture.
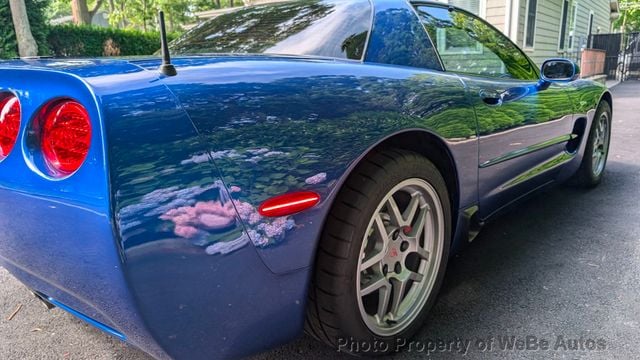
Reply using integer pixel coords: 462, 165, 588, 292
0, 0, 612, 358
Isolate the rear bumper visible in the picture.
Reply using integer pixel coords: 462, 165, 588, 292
0, 184, 312, 359
0, 188, 170, 359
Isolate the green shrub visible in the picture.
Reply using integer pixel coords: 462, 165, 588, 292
47, 25, 178, 57
0, 0, 49, 59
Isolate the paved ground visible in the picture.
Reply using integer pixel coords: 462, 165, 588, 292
1, 81, 639, 359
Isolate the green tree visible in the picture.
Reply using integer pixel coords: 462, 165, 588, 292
9, 0, 38, 56
1, 0, 48, 58
71, 0, 103, 24
47, 0, 243, 31
614, 0, 640, 32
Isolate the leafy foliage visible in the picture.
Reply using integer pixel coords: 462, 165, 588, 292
47, 24, 177, 56
47, 0, 238, 32
0, 0, 50, 58
614, 0, 640, 32
366, 8, 442, 70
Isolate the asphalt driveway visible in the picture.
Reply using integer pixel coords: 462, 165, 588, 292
1, 81, 639, 359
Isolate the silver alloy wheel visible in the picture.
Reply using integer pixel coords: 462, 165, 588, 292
592, 112, 610, 176
356, 178, 444, 336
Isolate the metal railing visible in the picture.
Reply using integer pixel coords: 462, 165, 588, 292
588, 32, 640, 81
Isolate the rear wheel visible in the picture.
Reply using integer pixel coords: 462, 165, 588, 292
305, 148, 451, 355
571, 101, 612, 187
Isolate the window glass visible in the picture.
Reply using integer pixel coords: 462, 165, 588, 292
365, 7, 442, 70
416, 5, 538, 80
559, 0, 569, 50
448, 0, 480, 14
170, 0, 371, 60
525, 0, 537, 48
568, 3, 577, 48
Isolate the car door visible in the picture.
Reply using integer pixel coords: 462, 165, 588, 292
414, 4, 576, 219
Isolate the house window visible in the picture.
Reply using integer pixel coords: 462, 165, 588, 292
587, 11, 594, 47
439, 0, 486, 17
524, 0, 538, 48
559, 0, 569, 50
436, 28, 484, 55
448, 0, 480, 14
568, 2, 578, 49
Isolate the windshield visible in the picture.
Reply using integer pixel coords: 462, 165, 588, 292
170, 0, 372, 60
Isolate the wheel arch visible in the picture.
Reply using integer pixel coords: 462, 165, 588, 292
304, 128, 461, 342
600, 90, 613, 115
376, 130, 460, 225
318, 128, 461, 251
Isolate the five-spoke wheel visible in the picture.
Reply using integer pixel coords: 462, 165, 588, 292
572, 100, 612, 187
357, 179, 444, 336
306, 148, 451, 355
591, 111, 610, 177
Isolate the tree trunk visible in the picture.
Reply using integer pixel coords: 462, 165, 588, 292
230, 0, 234, 7
9, 0, 38, 57
215, 0, 221, 8
142, 0, 147, 32
71, 0, 103, 25
71, 0, 91, 24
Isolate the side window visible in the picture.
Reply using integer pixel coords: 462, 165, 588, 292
365, 7, 443, 71
415, 5, 538, 80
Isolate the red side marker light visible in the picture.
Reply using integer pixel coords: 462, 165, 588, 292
258, 191, 321, 217
0, 94, 21, 160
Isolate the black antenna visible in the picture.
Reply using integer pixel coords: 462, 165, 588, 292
158, 11, 177, 77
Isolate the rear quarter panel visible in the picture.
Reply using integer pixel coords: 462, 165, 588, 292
0, 66, 164, 358
555, 79, 611, 181
160, 57, 479, 274
87, 63, 311, 359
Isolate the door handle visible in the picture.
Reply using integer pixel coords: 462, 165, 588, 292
479, 89, 503, 106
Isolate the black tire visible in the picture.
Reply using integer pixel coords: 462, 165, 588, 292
305, 148, 451, 355
571, 101, 612, 187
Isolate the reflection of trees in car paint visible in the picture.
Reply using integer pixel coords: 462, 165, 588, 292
171, 75, 471, 222
118, 171, 298, 254
108, 66, 474, 258
111, 70, 595, 257
169, 72, 474, 227
473, 85, 574, 135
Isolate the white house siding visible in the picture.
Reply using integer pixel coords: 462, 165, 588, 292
435, 0, 611, 65
511, 0, 611, 65
518, 0, 526, 45
527, 0, 567, 64
486, 0, 506, 32
573, 0, 610, 45
448, 0, 482, 13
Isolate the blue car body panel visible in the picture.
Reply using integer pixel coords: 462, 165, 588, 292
0, 0, 610, 359
154, 56, 477, 273
0, 66, 167, 358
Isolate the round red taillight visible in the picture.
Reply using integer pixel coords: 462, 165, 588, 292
40, 100, 92, 175
0, 94, 21, 160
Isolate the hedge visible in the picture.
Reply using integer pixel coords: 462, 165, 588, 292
47, 25, 178, 57
0, 0, 49, 58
